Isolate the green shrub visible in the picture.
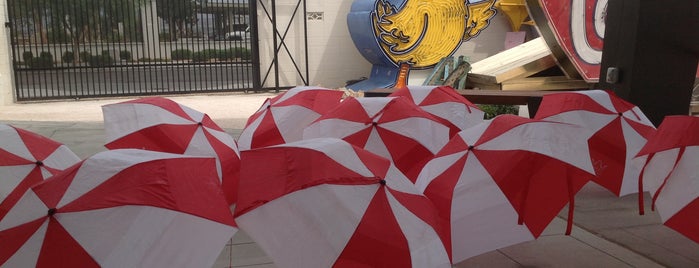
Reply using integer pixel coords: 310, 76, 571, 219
119, 50, 132, 61
22, 51, 34, 63
138, 57, 167, 63
171, 49, 192, 60
218, 49, 234, 60
87, 52, 114, 67
200, 49, 220, 60
478, 104, 519, 120
27, 51, 54, 68
62, 51, 75, 63
191, 51, 208, 62
233, 47, 251, 60
79, 51, 92, 62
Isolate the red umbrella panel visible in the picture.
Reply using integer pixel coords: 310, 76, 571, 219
234, 138, 451, 267
535, 89, 656, 196
237, 86, 344, 150
0, 149, 237, 267
637, 116, 699, 243
0, 124, 80, 221
389, 85, 484, 134
415, 115, 596, 263
303, 96, 451, 182
102, 97, 241, 205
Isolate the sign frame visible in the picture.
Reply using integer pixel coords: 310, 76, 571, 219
527, 0, 606, 82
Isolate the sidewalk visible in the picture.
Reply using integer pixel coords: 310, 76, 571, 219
2, 93, 698, 267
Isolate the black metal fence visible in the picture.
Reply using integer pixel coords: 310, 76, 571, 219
7, 0, 260, 101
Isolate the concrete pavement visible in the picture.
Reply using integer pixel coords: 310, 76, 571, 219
2, 92, 698, 267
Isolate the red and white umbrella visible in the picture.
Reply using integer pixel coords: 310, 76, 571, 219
637, 116, 699, 243
0, 149, 237, 267
389, 85, 484, 133
303, 96, 451, 182
0, 124, 80, 221
102, 97, 241, 205
534, 89, 656, 196
237, 86, 344, 150
415, 115, 595, 262
234, 138, 451, 267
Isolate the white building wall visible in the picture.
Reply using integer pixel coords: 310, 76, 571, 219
0, 0, 13, 105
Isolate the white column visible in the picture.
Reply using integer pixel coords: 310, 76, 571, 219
0, 0, 14, 105
141, 0, 160, 58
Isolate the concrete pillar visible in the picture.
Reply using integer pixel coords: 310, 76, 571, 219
141, 0, 160, 58
0, 0, 14, 105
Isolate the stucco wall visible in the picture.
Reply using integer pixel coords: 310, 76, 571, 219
0, 0, 13, 105
255, 0, 374, 89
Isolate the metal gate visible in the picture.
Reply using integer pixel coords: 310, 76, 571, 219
6, 0, 260, 101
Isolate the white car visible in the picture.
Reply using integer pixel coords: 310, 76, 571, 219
225, 26, 250, 41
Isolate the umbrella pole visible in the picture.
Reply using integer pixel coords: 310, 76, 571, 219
638, 154, 654, 215
517, 178, 531, 226
566, 176, 574, 235
228, 238, 233, 268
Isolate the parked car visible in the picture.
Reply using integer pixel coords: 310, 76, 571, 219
225, 26, 250, 41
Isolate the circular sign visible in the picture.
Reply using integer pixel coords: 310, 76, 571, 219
529, 0, 607, 82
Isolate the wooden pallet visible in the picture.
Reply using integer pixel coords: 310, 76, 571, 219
467, 37, 590, 91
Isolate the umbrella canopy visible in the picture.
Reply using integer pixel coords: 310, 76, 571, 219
0, 124, 80, 221
0, 149, 237, 267
534, 89, 656, 196
102, 97, 241, 205
303, 96, 451, 182
234, 138, 451, 267
415, 115, 595, 262
637, 116, 699, 243
389, 85, 484, 134
237, 86, 344, 150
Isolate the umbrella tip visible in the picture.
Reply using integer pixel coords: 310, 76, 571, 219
47, 208, 57, 216
379, 179, 386, 185
468, 145, 475, 151
35, 161, 44, 166
197, 122, 203, 126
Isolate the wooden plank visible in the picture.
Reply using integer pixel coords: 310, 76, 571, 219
501, 76, 591, 91
468, 82, 502, 91
468, 37, 556, 84
468, 55, 556, 84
